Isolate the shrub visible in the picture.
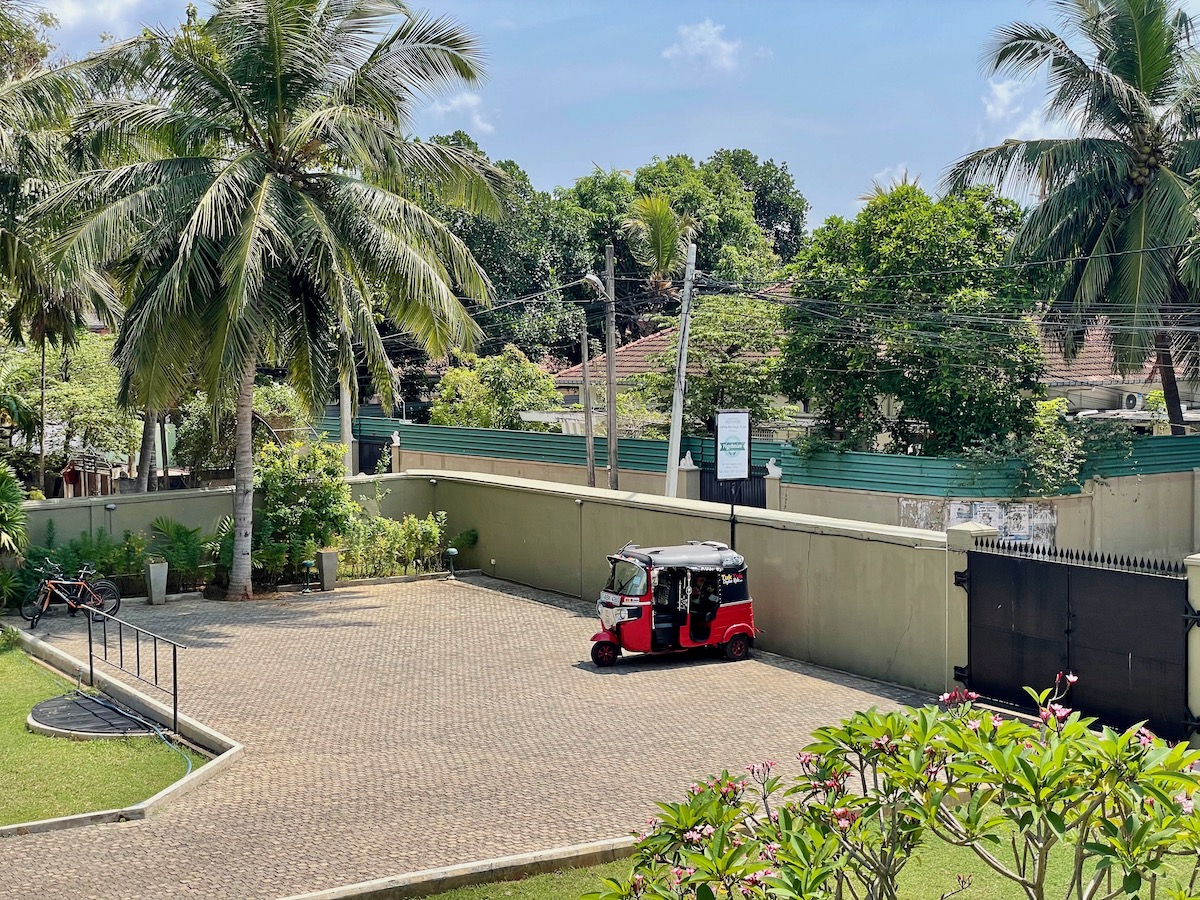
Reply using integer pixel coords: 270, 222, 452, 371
0, 463, 27, 555
256, 440, 354, 564
150, 517, 207, 590
338, 510, 452, 579
588, 678, 1200, 900
17, 522, 214, 600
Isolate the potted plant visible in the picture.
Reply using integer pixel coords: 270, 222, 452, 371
145, 554, 169, 605
316, 546, 339, 591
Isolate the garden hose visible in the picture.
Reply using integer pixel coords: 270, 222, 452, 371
69, 689, 194, 777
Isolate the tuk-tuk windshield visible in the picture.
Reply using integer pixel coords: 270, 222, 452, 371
606, 559, 647, 597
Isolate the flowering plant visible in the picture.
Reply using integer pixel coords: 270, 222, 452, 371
585, 677, 1200, 900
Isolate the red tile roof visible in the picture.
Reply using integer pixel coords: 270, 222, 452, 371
554, 327, 777, 387
555, 329, 677, 386
555, 318, 1162, 390
1039, 327, 1159, 387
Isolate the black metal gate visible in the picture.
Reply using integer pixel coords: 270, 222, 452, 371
700, 464, 767, 508
357, 439, 389, 475
961, 541, 1191, 740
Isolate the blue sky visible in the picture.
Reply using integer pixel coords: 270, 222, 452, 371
37, 1, 1143, 226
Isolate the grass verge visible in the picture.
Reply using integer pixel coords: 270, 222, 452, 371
0, 642, 204, 826
422, 837, 1193, 899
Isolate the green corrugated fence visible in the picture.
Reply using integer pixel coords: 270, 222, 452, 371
317, 417, 1200, 498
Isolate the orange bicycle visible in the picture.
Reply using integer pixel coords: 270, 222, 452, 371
20, 561, 121, 628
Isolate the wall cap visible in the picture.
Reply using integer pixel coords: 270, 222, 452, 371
404, 469, 947, 549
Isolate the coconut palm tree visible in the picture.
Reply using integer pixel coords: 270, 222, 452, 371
47, 0, 505, 598
0, 27, 120, 492
947, 0, 1200, 434
622, 194, 700, 297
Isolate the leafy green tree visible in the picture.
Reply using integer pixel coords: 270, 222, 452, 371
634, 154, 778, 282
707, 148, 809, 262
49, 0, 505, 598
172, 382, 312, 486
429, 344, 561, 430
630, 296, 783, 435
781, 184, 1045, 454
0, 1, 55, 81
948, 0, 1200, 435
0, 332, 137, 485
621, 194, 700, 296
425, 132, 590, 364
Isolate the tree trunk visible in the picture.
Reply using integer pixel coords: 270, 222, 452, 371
227, 353, 257, 600
1155, 332, 1186, 436
159, 412, 170, 490
37, 339, 46, 494
137, 407, 156, 493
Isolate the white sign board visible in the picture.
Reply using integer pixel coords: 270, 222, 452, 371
715, 410, 751, 481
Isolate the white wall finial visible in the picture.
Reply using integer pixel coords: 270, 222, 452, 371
765, 457, 783, 478
679, 451, 697, 470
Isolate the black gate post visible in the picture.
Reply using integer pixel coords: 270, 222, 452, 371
729, 480, 740, 550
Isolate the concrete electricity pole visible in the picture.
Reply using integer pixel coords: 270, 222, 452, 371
581, 321, 596, 487
665, 243, 697, 498
339, 376, 354, 476
605, 244, 618, 490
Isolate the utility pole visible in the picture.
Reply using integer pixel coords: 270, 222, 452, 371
339, 376, 354, 476
665, 243, 697, 498
605, 244, 619, 490
581, 321, 596, 487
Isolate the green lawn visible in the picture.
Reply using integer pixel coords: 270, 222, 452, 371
423, 838, 1193, 900
0, 645, 204, 826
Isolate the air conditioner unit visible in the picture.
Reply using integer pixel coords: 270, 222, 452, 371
1123, 392, 1145, 411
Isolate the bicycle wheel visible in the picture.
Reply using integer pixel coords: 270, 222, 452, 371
85, 579, 121, 620
19, 586, 48, 626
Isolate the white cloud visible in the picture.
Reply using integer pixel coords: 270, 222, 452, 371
872, 163, 911, 186
43, 0, 140, 28
983, 79, 1027, 122
1009, 106, 1075, 141
662, 20, 742, 73
429, 92, 495, 135
979, 77, 1074, 141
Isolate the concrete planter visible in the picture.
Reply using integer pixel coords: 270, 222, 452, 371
144, 560, 168, 605
317, 550, 339, 592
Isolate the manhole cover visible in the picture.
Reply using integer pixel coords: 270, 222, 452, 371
29, 694, 152, 738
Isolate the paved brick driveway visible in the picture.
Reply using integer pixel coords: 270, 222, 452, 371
0, 577, 925, 899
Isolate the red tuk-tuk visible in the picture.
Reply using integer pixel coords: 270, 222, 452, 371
590, 541, 757, 667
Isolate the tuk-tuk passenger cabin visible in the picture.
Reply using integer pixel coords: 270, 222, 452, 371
590, 541, 756, 667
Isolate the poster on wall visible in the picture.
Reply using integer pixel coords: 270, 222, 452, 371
974, 502, 1002, 531
947, 501, 974, 528
715, 410, 751, 481
897, 499, 1058, 545
898, 498, 944, 531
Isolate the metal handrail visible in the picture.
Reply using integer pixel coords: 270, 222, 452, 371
84, 606, 187, 733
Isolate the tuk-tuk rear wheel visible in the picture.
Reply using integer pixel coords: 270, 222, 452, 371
723, 634, 750, 661
591, 641, 619, 668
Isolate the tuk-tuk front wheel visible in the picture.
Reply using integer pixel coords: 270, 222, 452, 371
723, 634, 750, 661
591, 641, 620, 668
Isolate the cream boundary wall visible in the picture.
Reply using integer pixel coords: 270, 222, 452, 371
23, 470, 979, 693
779, 471, 1199, 559
22, 476, 436, 547
415, 469, 964, 693
395, 449, 665, 495
396, 447, 1200, 560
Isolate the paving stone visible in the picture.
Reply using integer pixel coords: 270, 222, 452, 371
0, 576, 924, 899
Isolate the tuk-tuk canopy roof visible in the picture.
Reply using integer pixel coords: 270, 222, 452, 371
616, 541, 746, 572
